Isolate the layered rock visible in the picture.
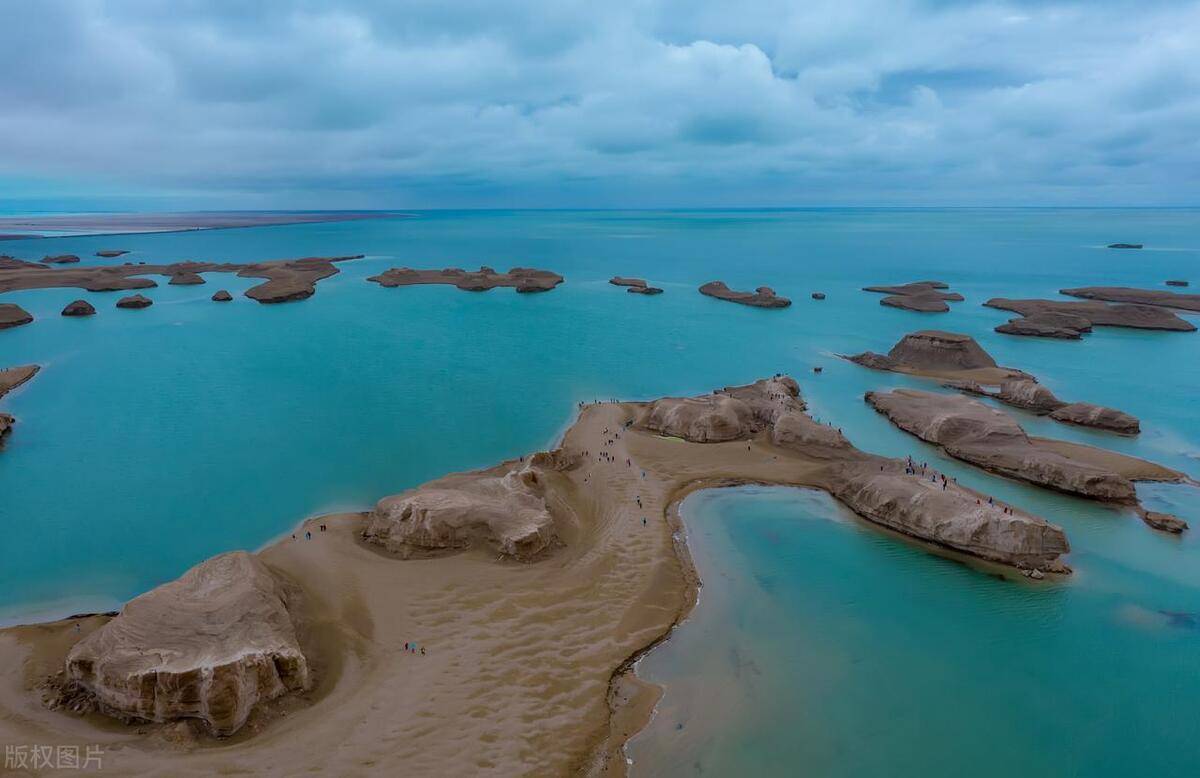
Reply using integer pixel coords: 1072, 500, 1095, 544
996, 379, 1066, 413
865, 389, 1138, 502
698, 281, 790, 308
1049, 402, 1140, 435
635, 376, 802, 442
640, 376, 1070, 572
212, 290, 233, 302
986, 298, 1195, 333
863, 280, 964, 313
65, 551, 310, 736
0, 302, 33, 329
41, 254, 80, 264
1138, 509, 1189, 534
169, 272, 206, 285
997, 310, 1094, 339
62, 299, 96, 317
367, 266, 563, 294
627, 285, 663, 295
846, 330, 1020, 379
116, 294, 153, 309
826, 461, 1070, 570
96, 250, 129, 258
610, 277, 647, 288
1059, 286, 1200, 313
364, 460, 560, 560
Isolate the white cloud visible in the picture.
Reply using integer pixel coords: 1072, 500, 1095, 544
0, 0, 1196, 206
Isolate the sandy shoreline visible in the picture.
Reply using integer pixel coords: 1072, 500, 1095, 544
0, 212, 404, 239
0, 384, 1072, 776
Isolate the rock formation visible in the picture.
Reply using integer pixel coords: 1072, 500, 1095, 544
844, 330, 1028, 383
0, 302, 33, 329
1059, 286, 1200, 313
1106, 243, 1142, 249
864, 389, 1174, 506
364, 460, 561, 560
863, 280, 964, 313
995, 311, 1093, 339
1049, 402, 1141, 435
64, 551, 309, 736
0, 364, 39, 439
1166, 280, 1189, 287
986, 298, 1195, 334
169, 272, 206, 285
116, 294, 152, 309
812, 292, 826, 300
638, 376, 1070, 572
62, 300, 96, 317
367, 266, 563, 294
698, 281, 790, 308
0, 255, 364, 303
212, 290, 233, 302
41, 254, 80, 264
1138, 509, 1189, 534
96, 250, 129, 258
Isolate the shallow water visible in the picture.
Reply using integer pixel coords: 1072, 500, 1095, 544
1, 209, 1198, 772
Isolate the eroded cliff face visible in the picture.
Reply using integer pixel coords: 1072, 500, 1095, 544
865, 389, 1138, 502
635, 376, 803, 443
1050, 402, 1140, 435
825, 462, 1070, 571
65, 552, 309, 736
363, 460, 561, 560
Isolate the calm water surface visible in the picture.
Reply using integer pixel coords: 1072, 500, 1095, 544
0, 209, 1197, 774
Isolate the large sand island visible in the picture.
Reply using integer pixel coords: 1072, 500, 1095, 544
0, 376, 1069, 775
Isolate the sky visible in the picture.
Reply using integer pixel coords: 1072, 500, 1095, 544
0, 0, 1198, 209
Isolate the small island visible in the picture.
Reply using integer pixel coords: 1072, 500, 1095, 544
367, 266, 564, 293
0, 364, 40, 442
699, 280, 790, 308
609, 276, 663, 295
986, 298, 1196, 337
863, 280, 963, 313
0, 302, 33, 330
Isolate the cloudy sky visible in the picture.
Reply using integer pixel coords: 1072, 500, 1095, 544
1, 0, 1198, 209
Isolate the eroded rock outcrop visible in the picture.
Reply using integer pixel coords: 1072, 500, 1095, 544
641, 377, 1070, 572
0, 255, 363, 303
1049, 402, 1140, 435
845, 331, 1026, 382
41, 254, 80, 264
995, 310, 1094, 339
863, 280, 964, 313
1138, 509, 1189, 534
635, 376, 801, 442
169, 272, 206, 286
62, 300, 96, 317
1060, 286, 1200, 313
0, 364, 39, 440
96, 250, 129, 258
368, 266, 563, 294
698, 281, 790, 308
364, 460, 561, 560
64, 551, 310, 736
986, 298, 1195, 334
0, 302, 33, 329
865, 389, 1140, 502
116, 294, 152, 309
826, 462, 1070, 570
212, 290, 233, 302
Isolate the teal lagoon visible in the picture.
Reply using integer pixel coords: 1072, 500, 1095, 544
0, 209, 1197, 773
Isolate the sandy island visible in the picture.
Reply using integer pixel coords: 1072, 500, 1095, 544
862, 280, 964, 313
0, 376, 1071, 776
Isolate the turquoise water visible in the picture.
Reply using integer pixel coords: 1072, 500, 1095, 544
1, 210, 1198, 772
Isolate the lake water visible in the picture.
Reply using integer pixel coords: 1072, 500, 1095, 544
1, 209, 1198, 773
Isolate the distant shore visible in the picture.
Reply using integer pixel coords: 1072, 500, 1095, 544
0, 211, 407, 239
